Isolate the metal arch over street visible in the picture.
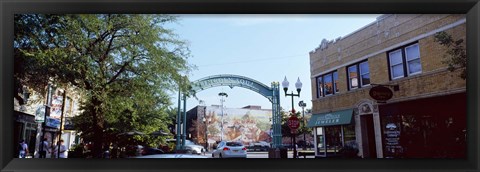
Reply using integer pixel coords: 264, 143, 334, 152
191, 74, 274, 102
176, 74, 283, 153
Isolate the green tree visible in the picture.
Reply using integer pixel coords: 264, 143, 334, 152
281, 110, 312, 142
14, 14, 192, 157
434, 31, 466, 80
14, 14, 65, 104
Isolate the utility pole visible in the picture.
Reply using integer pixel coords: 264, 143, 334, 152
57, 89, 66, 158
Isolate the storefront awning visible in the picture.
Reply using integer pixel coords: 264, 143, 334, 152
307, 109, 353, 127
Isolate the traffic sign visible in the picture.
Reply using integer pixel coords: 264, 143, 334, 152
287, 115, 300, 130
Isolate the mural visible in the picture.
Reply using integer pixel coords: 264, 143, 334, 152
205, 106, 272, 145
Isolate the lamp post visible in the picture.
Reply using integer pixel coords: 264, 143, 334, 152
202, 115, 210, 153
298, 101, 307, 150
282, 76, 302, 159
218, 92, 228, 141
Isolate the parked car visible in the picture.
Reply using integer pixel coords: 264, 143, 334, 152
184, 140, 205, 155
212, 141, 247, 158
142, 147, 164, 155
248, 141, 270, 151
126, 145, 144, 157
163, 139, 205, 155
132, 153, 207, 158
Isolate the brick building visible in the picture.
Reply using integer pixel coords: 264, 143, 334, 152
307, 14, 466, 158
14, 85, 83, 158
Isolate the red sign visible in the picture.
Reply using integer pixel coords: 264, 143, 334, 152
369, 86, 393, 102
287, 115, 300, 130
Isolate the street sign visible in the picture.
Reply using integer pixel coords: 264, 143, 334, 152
290, 129, 298, 134
288, 115, 300, 130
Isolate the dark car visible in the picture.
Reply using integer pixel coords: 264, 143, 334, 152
142, 147, 164, 155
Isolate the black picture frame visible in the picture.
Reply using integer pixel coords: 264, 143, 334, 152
1, 1, 479, 172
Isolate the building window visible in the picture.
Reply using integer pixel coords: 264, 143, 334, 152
405, 44, 421, 75
389, 50, 404, 79
333, 71, 339, 93
324, 73, 333, 95
347, 61, 370, 90
316, 70, 338, 98
348, 65, 358, 90
388, 43, 422, 80
359, 61, 370, 86
317, 77, 323, 98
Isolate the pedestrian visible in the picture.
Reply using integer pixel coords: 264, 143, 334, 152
54, 140, 68, 158
39, 138, 49, 158
18, 139, 28, 158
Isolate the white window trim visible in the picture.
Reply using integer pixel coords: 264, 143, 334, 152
408, 70, 422, 76
317, 76, 323, 98
389, 49, 405, 80
405, 44, 420, 60
360, 73, 370, 86
317, 71, 338, 98
323, 73, 334, 96
333, 71, 339, 93
405, 43, 422, 75
347, 66, 358, 90
359, 61, 370, 86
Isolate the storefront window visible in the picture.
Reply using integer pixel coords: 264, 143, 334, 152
315, 127, 325, 156
380, 93, 467, 158
325, 126, 342, 155
343, 124, 356, 143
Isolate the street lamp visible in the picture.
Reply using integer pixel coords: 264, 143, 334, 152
218, 92, 228, 141
298, 100, 307, 150
282, 76, 302, 158
202, 115, 211, 153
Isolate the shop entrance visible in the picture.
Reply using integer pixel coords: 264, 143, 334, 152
360, 114, 377, 158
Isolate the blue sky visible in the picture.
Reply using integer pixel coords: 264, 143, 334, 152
166, 14, 380, 112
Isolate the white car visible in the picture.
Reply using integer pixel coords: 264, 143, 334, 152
184, 140, 205, 155
249, 141, 270, 151
212, 141, 247, 158
133, 153, 207, 158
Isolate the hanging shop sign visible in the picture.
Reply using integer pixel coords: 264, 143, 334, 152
369, 86, 393, 103
45, 116, 60, 129
50, 95, 64, 119
35, 105, 50, 122
64, 117, 74, 130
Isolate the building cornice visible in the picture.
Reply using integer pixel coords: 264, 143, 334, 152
311, 17, 466, 79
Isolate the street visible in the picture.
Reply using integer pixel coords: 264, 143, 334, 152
200, 151, 315, 159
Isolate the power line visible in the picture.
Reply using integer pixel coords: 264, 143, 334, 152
196, 53, 308, 67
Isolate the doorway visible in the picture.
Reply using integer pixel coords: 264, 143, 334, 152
360, 114, 377, 158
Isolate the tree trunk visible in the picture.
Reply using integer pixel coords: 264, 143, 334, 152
91, 96, 104, 158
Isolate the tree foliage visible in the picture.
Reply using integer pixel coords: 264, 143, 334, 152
281, 110, 312, 138
433, 31, 467, 80
14, 14, 193, 157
